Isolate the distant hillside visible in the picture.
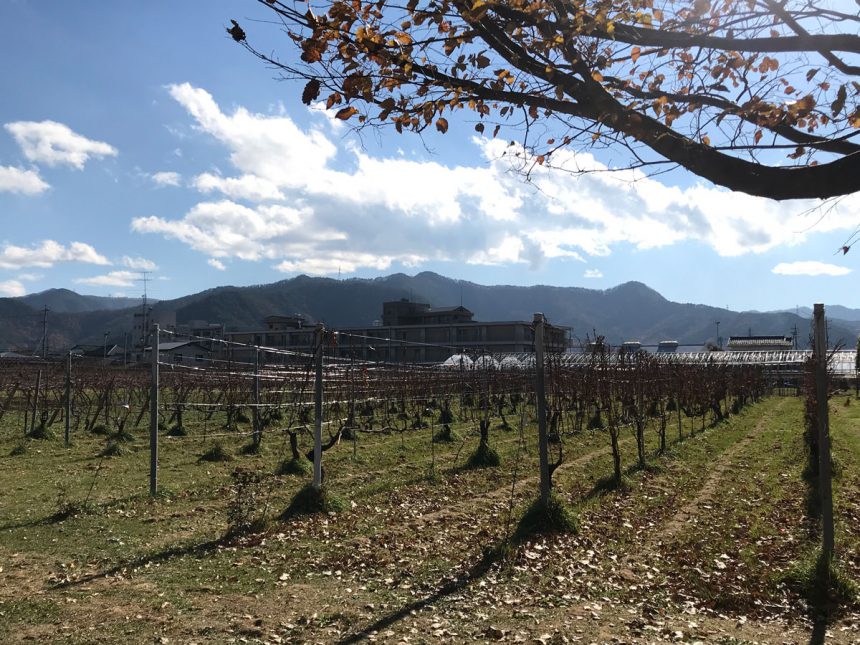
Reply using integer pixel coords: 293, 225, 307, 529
18, 289, 153, 313
3, 273, 859, 352
779, 305, 860, 323
148, 271, 860, 349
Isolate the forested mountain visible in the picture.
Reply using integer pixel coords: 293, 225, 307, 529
19, 289, 151, 313
2, 272, 858, 352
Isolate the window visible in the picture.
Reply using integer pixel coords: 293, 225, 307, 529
195, 354, 204, 362
174, 353, 183, 363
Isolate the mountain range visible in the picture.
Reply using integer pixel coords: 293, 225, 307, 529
2, 272, 859, 353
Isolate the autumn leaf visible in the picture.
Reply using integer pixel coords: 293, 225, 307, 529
436, 117, 449, 133
302, 79, 321, 105
335, 106, 357, 120
831, 85, 847, 117
475, 123, 484, 134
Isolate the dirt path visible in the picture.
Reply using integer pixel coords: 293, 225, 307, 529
654, 397, 787, 543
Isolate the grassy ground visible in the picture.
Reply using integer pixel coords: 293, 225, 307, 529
1, 394, 858, 643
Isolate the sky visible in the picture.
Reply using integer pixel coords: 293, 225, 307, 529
0, 1, 858, 314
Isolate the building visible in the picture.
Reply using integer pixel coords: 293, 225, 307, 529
727, 335, 793, 351
382, 299, 474, 326
141, 341, 214, 365
222, 300, 568, 364
657, 340, 679, 353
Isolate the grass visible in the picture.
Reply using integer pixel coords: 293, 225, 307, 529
0, 394, 856, 644
198, 442, 233, 462
513, 491, 579, 539
280, 483, 346, 518
275, 455, 312, 476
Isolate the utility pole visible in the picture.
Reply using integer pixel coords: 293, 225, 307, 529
41, 306, 49, 358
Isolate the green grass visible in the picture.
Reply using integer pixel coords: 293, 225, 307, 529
0, 394, 855, 643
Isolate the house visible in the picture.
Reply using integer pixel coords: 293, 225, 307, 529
142, 341, 213, 365
70, 343, 124, 361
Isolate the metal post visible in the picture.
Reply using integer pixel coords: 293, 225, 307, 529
253, 348, 261, 447
813, 304, 835, 559
150, 324, 160, 497
534, 313, 550, 504
313, 324, 324, 490
64, 353, 71, 447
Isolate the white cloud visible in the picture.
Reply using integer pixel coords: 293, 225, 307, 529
75, 270, 138, 287
0, 240, 110, 269
772, 261, 851, 276
16, 273, 42, 282
193, 173, 284, 201
0, 166, 49, 194
207, 258, 226, 270
4, 121, 117, 169
0, 280, 25, 296
151, 171, 181, 187
131, 84, 860, 276
584, 269, 603, 278
121, 255, 158, 271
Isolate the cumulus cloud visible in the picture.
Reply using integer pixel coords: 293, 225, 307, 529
4, 120, 117, 169
772, 261, 851, 276
121, 255, 158, 271
584, 269, 603, 278
151, 171, 181, 187
75, 270, 139, 287
0, 279, 25, 296
193, 172, 284, 201
207, 258, 226, 270
0, 166, 49, 194
0, 240, 110, 269
131, 84, 860, 276
16, 273, 42, 281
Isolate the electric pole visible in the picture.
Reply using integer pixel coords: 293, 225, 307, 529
41, 306, 49, 358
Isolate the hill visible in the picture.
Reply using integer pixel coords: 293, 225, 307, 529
3, 272, 859, 351
18, 289, 153, 313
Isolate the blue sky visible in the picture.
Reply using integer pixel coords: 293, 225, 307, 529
0, 0, 857, 313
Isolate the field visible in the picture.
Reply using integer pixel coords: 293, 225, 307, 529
0, 356, 859, 644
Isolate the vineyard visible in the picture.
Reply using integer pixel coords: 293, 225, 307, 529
0, 338, 858, 644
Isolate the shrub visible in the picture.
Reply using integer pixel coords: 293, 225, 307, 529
465, 441, 500, 469
239, 440, 263, 456
28, 423, 55, 440
100, 441, 131, 458
9, 443, 28, 457
276, 456, 312, 476
281, 483, 345, 519
433, 424, 460, 443
225, 468, 270, 537
199, 442, 233, 463
166, 425, 188, 437
514, 492, 579, 540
